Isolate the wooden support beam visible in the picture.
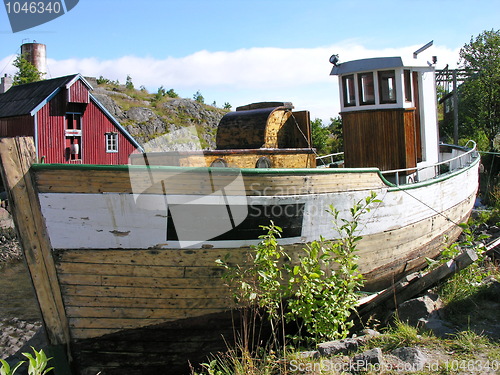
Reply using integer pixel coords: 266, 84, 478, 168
0, 138, 71, 351
357, 248, 478, 317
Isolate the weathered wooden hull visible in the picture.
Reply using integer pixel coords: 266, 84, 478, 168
0, 137, 479, 374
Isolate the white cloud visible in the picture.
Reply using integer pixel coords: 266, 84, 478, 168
1, 42, 462, 121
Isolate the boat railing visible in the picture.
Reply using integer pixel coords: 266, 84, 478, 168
316, 152, 344, 167
315, 142, 478, 186
380, 140, 478, 186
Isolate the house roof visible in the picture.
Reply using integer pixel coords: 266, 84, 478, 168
0, 74, 86, 118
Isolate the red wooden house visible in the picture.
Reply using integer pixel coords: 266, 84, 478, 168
0, 74, 142, 164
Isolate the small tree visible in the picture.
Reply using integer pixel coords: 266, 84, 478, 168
311, 118, 329, 154
12, 54, 44, 85
166, 88, 178, 98
193, 90, 204, 103
125, 75, 134, 90
155, 86, 167, 101
328, 116, 343, 153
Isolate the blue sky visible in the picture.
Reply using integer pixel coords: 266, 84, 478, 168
1, 0, 499, 120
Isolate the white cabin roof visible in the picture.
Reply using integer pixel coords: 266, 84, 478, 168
330, 56, 433, 76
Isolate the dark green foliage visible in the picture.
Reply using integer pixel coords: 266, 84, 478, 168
153, 86, 179, 101
311, 117, 343, 155
166, 88, 179, 98
96, 76, 111, 85
456, 29, 500, 151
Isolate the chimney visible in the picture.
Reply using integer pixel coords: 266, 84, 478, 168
0, 74, 12, 94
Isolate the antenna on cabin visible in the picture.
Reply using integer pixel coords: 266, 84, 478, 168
413, 40, 433, 59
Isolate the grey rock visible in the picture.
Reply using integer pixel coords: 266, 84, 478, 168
91, 93, 124, 119
359, 328, 381, 338
317, 337, 363, 356
126, 107, 156, 123
297, 351, 320, 359
421, 317, 456, 338
351, 347, 384, 370
90, 80, 226, 150
392, 347, 428, 371
396, 294, 443, 326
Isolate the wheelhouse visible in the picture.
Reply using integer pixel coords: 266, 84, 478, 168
331, 57, 439, 182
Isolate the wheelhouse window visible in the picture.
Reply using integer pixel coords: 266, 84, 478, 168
342, 74, 356, 106
378, 70, 397, 104
106, 132, 118, 153
404, 69, 412, 102
358, 72, 375, 105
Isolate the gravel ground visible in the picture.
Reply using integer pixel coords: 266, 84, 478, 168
0, 210, 46, 366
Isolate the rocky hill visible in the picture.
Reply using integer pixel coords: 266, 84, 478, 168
86, 77, 229, 150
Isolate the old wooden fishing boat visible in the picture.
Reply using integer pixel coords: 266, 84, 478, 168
0, 55, 479, 374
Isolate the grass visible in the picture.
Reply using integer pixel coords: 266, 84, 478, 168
436, 259, 500, 327
448, 330, 491, 354
194, 342, 283, 375
364, 319, 439, 352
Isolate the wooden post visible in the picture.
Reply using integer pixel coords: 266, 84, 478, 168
0, 138, 71, 364
453, 70, 459, 145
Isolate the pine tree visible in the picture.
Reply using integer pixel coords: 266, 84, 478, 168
12, 53, 44, 85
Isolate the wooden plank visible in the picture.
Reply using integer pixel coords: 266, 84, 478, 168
392, 248, 478, 306
55, 248, 252, 266
57, 274, 224, 289
0, 137, 71, 346
358, 248, 478, 316
60, 284, 228, 299
66, 306, 226, 320
34, 168, 387, 195
63, 295, 224, 310
56, 262, 224, 278
69, 317, 170, 330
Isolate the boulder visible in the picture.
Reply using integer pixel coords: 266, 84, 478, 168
396, 294, 443, 326
421, 317, 456, 338
391, 347, 428, 371
317, 337, 363, 356
351, 347, 384, 370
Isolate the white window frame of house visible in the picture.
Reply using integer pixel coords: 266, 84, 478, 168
105, 132, 119, 153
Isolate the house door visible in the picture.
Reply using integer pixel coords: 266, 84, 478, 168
65, 113, 82, 163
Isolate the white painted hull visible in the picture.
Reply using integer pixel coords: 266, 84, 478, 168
38, 162, 477, 250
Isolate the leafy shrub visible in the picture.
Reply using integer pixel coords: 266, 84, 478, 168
0, 347, 53, 375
